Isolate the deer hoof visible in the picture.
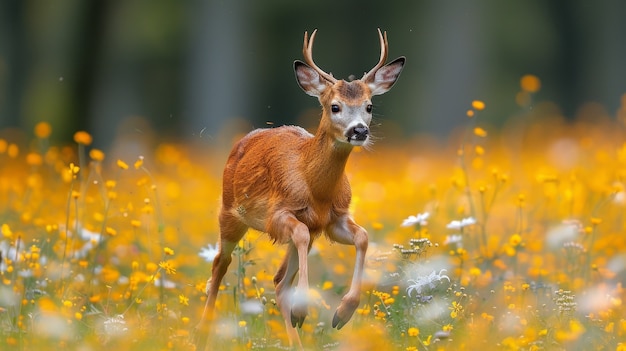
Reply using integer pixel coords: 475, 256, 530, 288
332, 300, 358, 329
332, 310, 346, 329
290, 311, 306, 328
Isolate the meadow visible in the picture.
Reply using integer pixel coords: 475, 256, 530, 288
1, 78, 626, 350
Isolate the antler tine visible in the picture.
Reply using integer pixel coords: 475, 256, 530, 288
302, 29, 337, 83
362, 28, 389, 81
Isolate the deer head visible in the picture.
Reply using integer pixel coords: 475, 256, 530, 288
294, 29, 405, 146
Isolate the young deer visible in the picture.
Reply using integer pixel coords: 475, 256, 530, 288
199, 29, 404, 348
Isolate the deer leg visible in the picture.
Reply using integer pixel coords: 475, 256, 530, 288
274, 242, 304, 349
326, 216, 368, 329
198, 212, 247, 329
268, 213, 311, 330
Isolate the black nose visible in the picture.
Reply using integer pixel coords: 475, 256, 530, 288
352, 125, 369, 141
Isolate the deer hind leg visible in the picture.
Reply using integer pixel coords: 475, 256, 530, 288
326, 216, 368, 330
198, 212, 248, 328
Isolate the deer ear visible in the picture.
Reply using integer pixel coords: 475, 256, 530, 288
366, 57, 405, 96
294, 60, 328, 97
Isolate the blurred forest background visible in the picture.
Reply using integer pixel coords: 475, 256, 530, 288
1, 0, 625, 149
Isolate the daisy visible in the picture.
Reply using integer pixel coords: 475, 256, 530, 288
446, 217, 476, 230
406, 269, 450, 297
199, 243, 219, 263
401, 212, 430, 227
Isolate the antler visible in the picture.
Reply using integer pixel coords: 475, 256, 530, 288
362, 28, 389, 82
303, 29, 337, 83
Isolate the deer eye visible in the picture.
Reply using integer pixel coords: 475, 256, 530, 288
366, 104, 373, 113
331, 104, 341, 113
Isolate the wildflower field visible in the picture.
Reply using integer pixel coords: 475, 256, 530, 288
2, 80, 626, 351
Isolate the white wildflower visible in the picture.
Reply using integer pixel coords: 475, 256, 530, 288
406, 269, 450, 297
103, 315, 128, 337
154, 277, 176, 289
199, 243, 219, 263
0, 241, 18, 272
401, 212, 430, 227
443, 234, 463, 246
546, 220, 583, 249
73, 226, 104, 258
446, 217, 476, 230
614, 191, 626, 204
79, 227, 102, 242
241, 299, 264, 315
18, 269, 33, 278
35, 314, 71, 338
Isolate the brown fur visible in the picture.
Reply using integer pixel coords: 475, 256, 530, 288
336, 80, 368, 102
223, 125, 352, 241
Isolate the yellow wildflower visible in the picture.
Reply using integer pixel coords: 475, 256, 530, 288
520, 74, 541, 93
134, 156, 144, 169
146, 262, 158, 273
472, 100, 485, 110
407, 327, 419, 337
89, 149, 105, 162
473, 127, 488, 137
69, 163, 80, 175
158, 261, 176, 275
34, 122, 52, 138
105, 227, 117, 236
449, 301, 463, 319
26, 153, 43, 166
481, 312, 494, 322
117, 159, 129, 170
509, 233, 522, 247
357, 305, 371, 315
469, 267, 482, 277
1, 224, 12, 238
73, 131, 92, 145
590, 217, 602, 225
8, 143, 19, 158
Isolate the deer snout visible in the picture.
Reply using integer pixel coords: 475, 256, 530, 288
346, 124, 369, 142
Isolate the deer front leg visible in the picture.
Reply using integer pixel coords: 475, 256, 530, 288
327, 216, 368, 329
274, 242, 304, 349
268, 212, 311, 329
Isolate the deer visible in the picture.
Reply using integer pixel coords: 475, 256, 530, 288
198, 28, 405, 349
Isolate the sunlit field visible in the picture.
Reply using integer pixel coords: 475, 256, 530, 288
2, 79, 626, 351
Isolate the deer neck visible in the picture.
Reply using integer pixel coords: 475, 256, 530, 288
302, 126, 352, 200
